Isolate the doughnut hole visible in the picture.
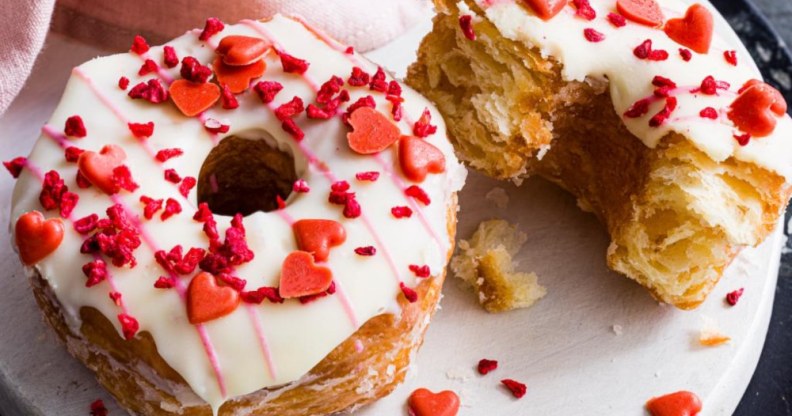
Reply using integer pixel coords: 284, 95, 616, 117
198, 135, 298, 216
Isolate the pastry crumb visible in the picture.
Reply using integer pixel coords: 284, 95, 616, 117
451, 219, 545, 313
485, 187, 509, 209
612, 324, 623, 336
699, 316, 731, 347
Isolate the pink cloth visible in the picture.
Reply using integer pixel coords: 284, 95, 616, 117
1, 0, 430, 116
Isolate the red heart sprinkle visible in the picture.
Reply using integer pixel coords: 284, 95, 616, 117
645, 391, 702, 416
186, 272, 240, 324
293, 219, 346, 262
399, 137, 446, 182
279, 251, 333, 299
15, 211, 64, 265
78, 144, 127, 194
213, 57, 267, 94
217, 35, 270, 66
663, 4, 713, 54
169, 79, 221, 117
347, 107, 401, 155
728, 81, 787, 137
407, 388, 460, 416
617, 0, 664, 27
520, 0, 568, 21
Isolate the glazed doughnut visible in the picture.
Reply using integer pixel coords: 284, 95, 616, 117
408, 0, 792, 308
8, 15, 465, 415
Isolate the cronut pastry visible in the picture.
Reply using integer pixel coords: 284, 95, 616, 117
407, 0, 791, 309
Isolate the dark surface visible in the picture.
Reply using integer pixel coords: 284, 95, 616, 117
718, 1, 792, 414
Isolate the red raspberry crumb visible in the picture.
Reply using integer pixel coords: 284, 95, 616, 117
409, 264, 431, 278
405, 185, 431, 205
459, 15, 476, 40
64, 115, 87, 138
217, 273, 247, 292
254, 81, 284, 104
74, 213, 99, 234
241, 286, 285, 304
306, 104, 334, 120
370, 67, 388, 92
652, 76, 677, 89
161, 198, 182, 220
573, 0, 596, 20
400, 282, 418, 303
118, 76, 130, 90
220, 84, 239, 109
478, 358, 499, 375
130, 35, 149, 55
128, 122, 154, 139
724, 50, 738, 66
413, 108, 438, 138
40, 170, 66, 210
624, 98, 652, 118
275, 96, 305, 120
65, 146, 84, 163
649, 97, 678, 127
4, 156, 26, 178
82, 259, 108, 287
163, 45, 179, 68
316, 75, 344, 104
193, 202, 213, 222
356, 171, 380, 182
90, 399, 108, 416
128, 79, 169, 104
392, 206, 413, 218
281, 119, 305, 141
155, 148, 183, 162
634, 39, 669, 61
164, 169, 182, 183
154, 276, 176, 289
355, 246, 376, 256
279, 51, 309, 74
345, 46, 354, 54
199, 17, 225, 41
734, 133, 751, 146
501, 379, 527, 398
109, 291, 122, 306
179, 176, 197, 197
343, 95, 377, 124
608, 12, 626, 27
180, 56, 213, 83
76, 170, 92, 188
204, 118, 230, 134
140, 196, 164, 220
118, 314, 139, 340
343, 197, 362, 218
699, 107, 719, 119
697, 75, 729, 95
726, 288, 744, 306
679, 48, 693, 61
60, 191, 79, 218
584, 28, 605, 43
112, 165, 139, 193
293, 179, 310, 193
276, 195, 286, 210
348, 67, 371, 86
138, 59, 159, 76
388, 81, 402, 97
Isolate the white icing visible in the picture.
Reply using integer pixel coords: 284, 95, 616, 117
10, 15, 465, 411
473, 0, 792, 179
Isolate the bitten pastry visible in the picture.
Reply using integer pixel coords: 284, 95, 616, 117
7, 15, 465, 415
408, 0, 792, 308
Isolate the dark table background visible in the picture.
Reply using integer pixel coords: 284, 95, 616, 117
733, 1, 792, 414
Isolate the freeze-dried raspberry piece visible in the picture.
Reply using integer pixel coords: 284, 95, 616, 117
74, 213, 99, 234
405, 185, 431, 205
699, 107, 718, 119
155, 148, 183, 162
624, 98, 652, 118
356, 171, 380, 182
649, 97, 678, 127
573, 0, 596, 20
501, 379, 527, 398
369, 67, 388, 92
140, 196, 164, 220
413, 109, 438, 138
163, 45, 179, 68
82, 259, 108, 287
584, 28, 605, 42
293, 179, 310, 193
724, 50, 738, 66
119, 76, 130, 90
180, 56, 213, 83
4, 157, 26, 178
348, 67, 370, 86
128, 79, 169, 104
275, 96, 305, 120
459, 15, 476, 40
138, 59, 159, 76
64, 146, 84, 163
241, 286, 285, 304
112, 165, 139, 192
281, 119, 305, 141
679, 48, 693, 61
409, 264, 431, 278
253, 81, 284, 104
130, 35, 149, 55
154, 276, 176, 289
220, 84, 239, 109
279, 51, 309, 74
392, 206, 413, 218
400, 282, 418, 303
608, 13, 627, 27
355, 246, 376, 256
128, 122, 154, 139
199, 17, 225, 41
180, 177, 197, 197
477, 359, 498, 375
64, 115, 87, 138
161, 198, 182, 220
118, 314, 139, 340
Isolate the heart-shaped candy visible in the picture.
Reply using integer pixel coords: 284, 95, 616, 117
187, 272, 241, 324
15, 211, 65, 265
617, 0, 664, 27
728, 81, 787, 137
213, 57, 267, 94
78, 144, 127, 194
279, 251, 333, 298
521, 0, 568, 21
645, 391, 702, 416
347, 107, 401, 155
408, 388, 460, 416
664, 4, 713, 54
169, 79, 221, 117
399, 137, 446, 183
217, 35, 270, 66
293, 219, 347, 262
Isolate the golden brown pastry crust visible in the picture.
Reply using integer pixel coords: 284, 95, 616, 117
407, 0, 791, 308
29, 204, 457, 415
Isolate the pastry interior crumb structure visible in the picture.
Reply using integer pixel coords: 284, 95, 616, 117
408, 0, 792, 309
451, 219, 545, 313
9, 15, 466, 416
